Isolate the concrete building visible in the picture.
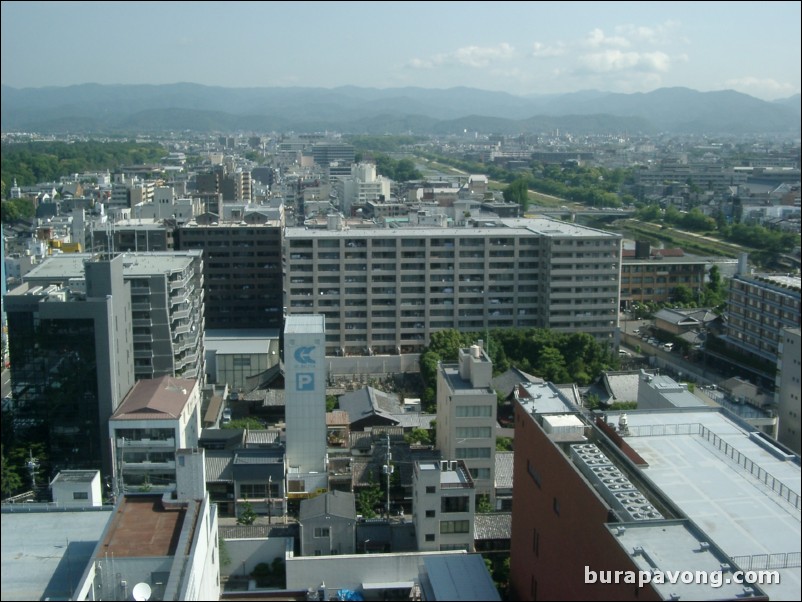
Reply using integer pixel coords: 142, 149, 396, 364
284, 216, 621, 356
776, 327, 802, 454
413, 460, 476, 552
619, 243, 736, 308
299, 490, 357, 556
509, 404, 799, 600
333, 162, 392, 216
19, 251, 205, 382
284, 315, 328, 497
721, 270, 801, 387
4, 253, 135, 477
176, 211, 283, 330
109, 376, 202, 494
311, 142, 355, 167
71, 448, 220, 601
204, 329, 280, 390
436, 342, 496, 500
50, 470, 103, 507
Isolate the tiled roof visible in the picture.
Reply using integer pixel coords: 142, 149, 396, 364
474, 512, 512, 540
495, 452, 514, 489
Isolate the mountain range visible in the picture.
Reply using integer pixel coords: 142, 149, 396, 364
1, 83, 799, 136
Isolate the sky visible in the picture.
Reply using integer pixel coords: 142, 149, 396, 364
1, 1, 800, 101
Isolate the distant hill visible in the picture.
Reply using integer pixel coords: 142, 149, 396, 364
1, 83, 798, 135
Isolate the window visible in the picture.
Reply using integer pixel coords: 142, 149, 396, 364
240, 484, 267, 498
73, 491, 89, 500
456, 426, 491, 439
426, 486, 436, 494
425, 510, 436, 518
425, 534, 435, 542
553, 497, 560, 516
469, 468, 491, 480
456, 405, 492, 417
440, 520, 470, 534
455, 447, 491, 459
527, 459, 542, 488
314, 527, 330, 538
441, 496, 470, 513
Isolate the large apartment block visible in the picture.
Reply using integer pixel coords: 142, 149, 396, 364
176, 213, 283, 330
284, 217, 621, 355
19, 251, 205, 383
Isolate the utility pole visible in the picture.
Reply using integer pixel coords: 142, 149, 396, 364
268, 475, 272, 525
383, 432, 393, 519
26, 449, 39, 490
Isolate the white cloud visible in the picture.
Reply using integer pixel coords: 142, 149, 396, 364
585, 28, 630, 49
532, 41, 564, 58
408, 43, 515, 70
614, 21, 682, 45
577, 49, 671, 74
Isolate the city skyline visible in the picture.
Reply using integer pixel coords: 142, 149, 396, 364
1, 1, 800, 101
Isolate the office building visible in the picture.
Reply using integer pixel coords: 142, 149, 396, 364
4, 254, 135, 477
20, 251, 205, 382
509, 403, 799, 600
284, 217, 621, 356
436, 342, 496, 499
311, 142, 355, 167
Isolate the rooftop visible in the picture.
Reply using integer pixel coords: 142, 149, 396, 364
50, 469, 99, 484
515, 381, 577, 414
98, 495, 185, 558
284, 314, 325, 334
111, 376, 196, 420
22, 251, 200, 281
1, 508, 112, 601
610, 408, 801, 600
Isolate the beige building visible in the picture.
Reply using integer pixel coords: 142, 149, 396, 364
776, 327, 802, 454
284, 216, 621, 356
413, 460, 476, 552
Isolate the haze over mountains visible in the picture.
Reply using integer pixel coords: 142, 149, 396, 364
1, 83, 799, 136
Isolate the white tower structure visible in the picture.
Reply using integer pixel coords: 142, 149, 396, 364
284, 315, 327, 495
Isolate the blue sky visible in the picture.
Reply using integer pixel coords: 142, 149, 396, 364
2, 1, 799, 100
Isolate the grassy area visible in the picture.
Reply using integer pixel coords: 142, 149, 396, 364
620, 220, 746, 258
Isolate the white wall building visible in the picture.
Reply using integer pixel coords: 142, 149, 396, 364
436, 342, 497, 500
284, 315, 328, 496
50, 470, 103, 507
413, 460, 476, 552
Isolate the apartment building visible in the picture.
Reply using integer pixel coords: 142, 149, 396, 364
19, 251, 205, 382
436, 343, 497, 499
413, 460, 476, 552
109, 376, 202, 493
721, 271, 801, 386
284, 217, 621, 356
776, 327, 802, 454
176, 211, 283, 330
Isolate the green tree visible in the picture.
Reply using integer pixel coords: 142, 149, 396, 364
223, 417, 265, 430
502, 178, 530, 211
237, 501, 258, 525
357, 477, 382, 519
404, 428, 432, 446
326, 395, 339, 412
672, 285, 695, 304
477, 494, 493, 513
1, 445, 23, 498
1, 198, 35, 221
495, 437, 513, 452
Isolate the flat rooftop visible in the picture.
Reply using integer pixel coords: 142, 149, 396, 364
22, 252, 199, 281
98, 495, 185, 558
608, 520, 762, 600
1, 508, 112, 601
441, 366, 493, 394
286, 216, 620, 239
284, 314, 325, 334
610, 408, 801, 600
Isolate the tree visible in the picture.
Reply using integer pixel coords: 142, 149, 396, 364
495, 437, 513, 452
237, 501, 258, 525
1, 446, 23, 498
672, 285, 695, 304
1, 198, 35, 222
502, 178, 530, 211
404, 428, 432, 446
357, 477, 382, 519
477, 494, 493, 513
223, 417, 265, 430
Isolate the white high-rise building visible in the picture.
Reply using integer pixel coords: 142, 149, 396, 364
284, 315, 328, 496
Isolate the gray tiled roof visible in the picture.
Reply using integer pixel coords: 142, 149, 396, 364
299, 490, 356, 521
474, 512, 512, 541
495, 451, 514, 489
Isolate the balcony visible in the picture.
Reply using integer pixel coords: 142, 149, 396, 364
117, 437, 175, 448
